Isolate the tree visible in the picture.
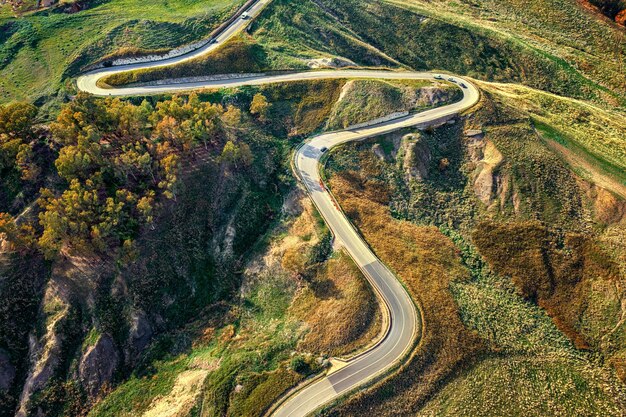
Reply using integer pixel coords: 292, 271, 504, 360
249, 93, 270, 123
37, 178, 143, 258
0, 134, 22, 172
0, 212, 33, 251
158, 154, 180, 201
114, 142, 154, 185
220, 141, 253, 169
0, 102, 37, 138
222, 105, 242, 126
16, 143, 40, 182
220, 141, 238, 167
51, 93, 111, 146
290, 355, 310, 374
137, 191, 156, 224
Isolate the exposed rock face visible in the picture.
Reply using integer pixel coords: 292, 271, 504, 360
580, 181, 626, 225
306, 56, 356, 69
371, 143, 387, 161
79, 334, 119, 399
464, 129, 484, 138
15, 285, 68, 417
0, 349, 15, 391
400, 133, 431, 181
416, 86, 456, 108
127, 310, 153, 362
472, 140, 504, 206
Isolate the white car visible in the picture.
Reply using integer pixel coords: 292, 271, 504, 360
434, 74, 444, 80
241, 12, 250, 19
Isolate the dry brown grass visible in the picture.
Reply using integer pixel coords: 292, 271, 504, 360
290, 252, 382, 357
323, 168, 485, 416
472, 220, 626, 378
256, 189, 381, 358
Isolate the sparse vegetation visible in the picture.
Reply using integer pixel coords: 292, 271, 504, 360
89, 189, 380, 417
417, 355, 626, 417
320, 77, 626, 415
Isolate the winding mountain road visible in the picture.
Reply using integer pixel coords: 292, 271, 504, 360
76, 1, 480, 416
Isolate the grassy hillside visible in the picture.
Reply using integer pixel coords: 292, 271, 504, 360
102, 0, 625, 110
0, 0, 243, 105
2, 74, 442, 415
392, 0, 625, 97
417, 355, 626, 417
325, 79, 460, 130
321, 79, 626, 415
1, 0, 625, 415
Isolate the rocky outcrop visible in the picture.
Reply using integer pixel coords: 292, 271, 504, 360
126, 310, 153, 363
472, 140, 504, 206
15, 286, 68, 417
371, 143, 387, 162
400, 133, 431, 181
580, 181, 626, 225
415, 86, 457, 108
306, 56, 356, 69
79, 334, 119, 399
464, 129, 484, 138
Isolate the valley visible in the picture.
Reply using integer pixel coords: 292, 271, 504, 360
0, 0, 624, 416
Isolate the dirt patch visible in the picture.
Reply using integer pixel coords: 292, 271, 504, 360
142, 369, 208, 417
544, 138, 626, 200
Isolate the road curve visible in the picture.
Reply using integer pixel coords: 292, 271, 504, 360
273, 77, 478, 417
75, 2, 480, 416
76, 0, 272, 95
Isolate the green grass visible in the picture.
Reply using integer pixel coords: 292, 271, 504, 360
534, 120, 626, 186
325, 79, 458, 130
451, 280, 578, 356
89, 271, 304, 417
417, 355, 626, 417
81, 327, 101, 350
389, 0, 626, 104
89, 355, 190, 417
483, 83, 626, 170
251, 0, 625, 107
0, 0, 243, 103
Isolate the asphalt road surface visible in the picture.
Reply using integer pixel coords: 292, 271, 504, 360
75, 1, 481, 415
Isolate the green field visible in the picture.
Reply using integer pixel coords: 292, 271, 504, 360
0, 0, 242, 104
100, 0, 625, 111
